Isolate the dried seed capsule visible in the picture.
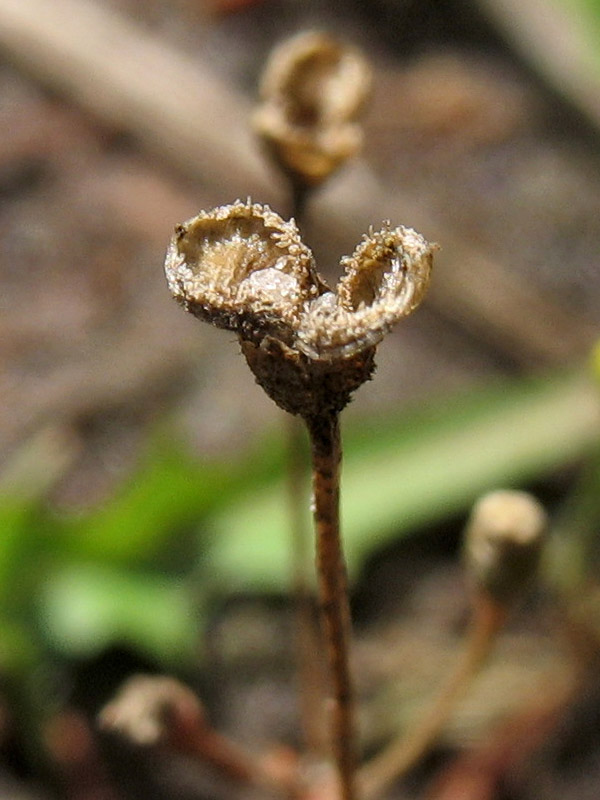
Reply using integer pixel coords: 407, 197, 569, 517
240, 335, 376, 419
464, 490, 548, 604
164, 201, 435, 420
253, 31, 371, 186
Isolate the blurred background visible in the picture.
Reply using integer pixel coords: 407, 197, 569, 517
1, 0, 600, 797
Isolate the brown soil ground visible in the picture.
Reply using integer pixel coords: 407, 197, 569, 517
2, 1, 600, 798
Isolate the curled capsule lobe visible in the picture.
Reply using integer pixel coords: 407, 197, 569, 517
164, 200, 320, 343
298, 224, 435, 360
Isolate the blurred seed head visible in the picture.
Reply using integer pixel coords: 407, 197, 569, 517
253, 31, 372, 187
165, 200, 435, 419
99, 675, 205, 748
464, 490, 548, 604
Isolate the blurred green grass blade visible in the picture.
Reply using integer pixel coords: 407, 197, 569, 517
0, 615, 40, 675
39, 564, 199, 666
0, 502, 33, 596
544, 446, 600, 594
0, 501, 59, 611
205, 371, 600, 592
0, 425, 82, 602
56, 429, 287, 564
57, 440, 227, 563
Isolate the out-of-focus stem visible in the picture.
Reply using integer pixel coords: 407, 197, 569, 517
100, 675, 296, 798
290, 180, 309, 224
359, 594, 506, 800
176, 723, 295, 796
306, 411, 357, 800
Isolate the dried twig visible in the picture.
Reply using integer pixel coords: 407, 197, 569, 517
359, 597, 505, 800
307, 412, 356, 800
286, 414, 328, 758
0, 0, 281, 202
360, 489, 549, 798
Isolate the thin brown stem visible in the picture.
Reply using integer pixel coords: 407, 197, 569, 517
285, 181, 329, 760
306, 411, 357, 800
100, 675, 297, 798
290, 179, 309, 224
287, 416, 328, 757
359, 593, 506, 800
177, 724, 297, 796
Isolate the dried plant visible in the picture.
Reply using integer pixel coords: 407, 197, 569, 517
100, 675, 294, 794
252, 31, 375, 763
253, 31, 371, 194
464, 489, 548, 605
165, 201, 433, 417
164, 198, 435, 800
100, 31, 557, 800
359, 490, 548, 799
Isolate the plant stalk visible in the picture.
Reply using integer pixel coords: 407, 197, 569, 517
359, 593, 506, 799
177, 722, 296, 796
290, 179, 309, 224
285, 183, 328, 760
287, 416, 328, 757
306, 411, 357, 800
